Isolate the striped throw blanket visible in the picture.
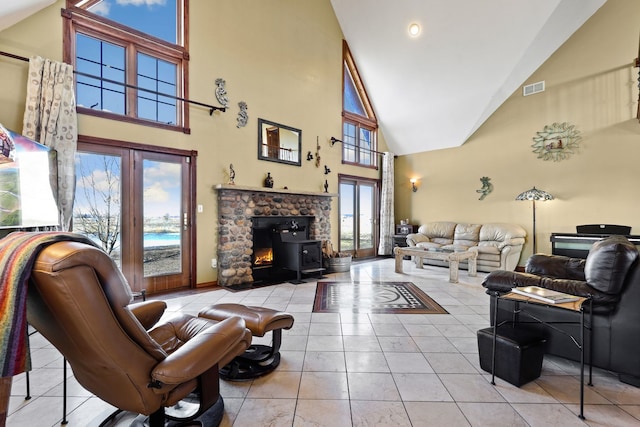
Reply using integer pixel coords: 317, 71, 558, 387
0, 232, 97, 377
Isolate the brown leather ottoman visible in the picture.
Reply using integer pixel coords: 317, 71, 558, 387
199, 303, 294, 380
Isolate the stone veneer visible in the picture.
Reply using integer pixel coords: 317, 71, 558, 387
215, 185, 334, 286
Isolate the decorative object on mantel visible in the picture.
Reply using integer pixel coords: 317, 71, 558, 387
324, 179, 329, 193
307, 151, 313, 161
236, 101, 248, 128
264, 172, 274, 188
228, 163, 236, 185
531, 122, 581, 162
324, 165, 331, 175
214, 78, 229, 108
476, 176, 493, 200
315, 136, 321, 168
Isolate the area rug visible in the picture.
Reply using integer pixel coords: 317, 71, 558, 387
313, 281, 448, 314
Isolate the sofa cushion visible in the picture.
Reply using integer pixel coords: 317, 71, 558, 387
478, 223, 526, 249
453, 223, 481, 247
417, 221, 455, 245
585, 236, 639, 295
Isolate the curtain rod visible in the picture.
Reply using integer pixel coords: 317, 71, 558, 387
330, 136, 388, 156
0, 49, 225, 115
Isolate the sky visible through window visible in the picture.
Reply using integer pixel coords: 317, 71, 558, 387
75, 0, 178, 123
87, 0, 177, 44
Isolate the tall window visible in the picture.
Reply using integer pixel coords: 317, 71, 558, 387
342, 41, 378, 168
63, 0, 189, 132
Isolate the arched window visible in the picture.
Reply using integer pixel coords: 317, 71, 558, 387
342, 41, 378, 168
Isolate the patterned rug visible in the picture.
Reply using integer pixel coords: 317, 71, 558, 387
313, 281, 448, 314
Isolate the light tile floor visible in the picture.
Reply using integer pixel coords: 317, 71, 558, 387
7, 258, 640, 426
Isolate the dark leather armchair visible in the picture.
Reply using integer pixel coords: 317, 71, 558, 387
482, 236, 640, 386
26, 240, 253, 426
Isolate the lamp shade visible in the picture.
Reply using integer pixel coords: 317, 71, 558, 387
516, 186, 554, 201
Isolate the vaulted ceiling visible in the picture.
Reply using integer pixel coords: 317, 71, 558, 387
1, 1, 607, 156
330, 0, 607, 155
0, 0, 55, 33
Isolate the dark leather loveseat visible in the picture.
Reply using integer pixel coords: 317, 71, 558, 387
482, 235, 640, 386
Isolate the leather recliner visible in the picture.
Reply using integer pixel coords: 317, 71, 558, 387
482, 236, 640, 386
25, 240, 253, 426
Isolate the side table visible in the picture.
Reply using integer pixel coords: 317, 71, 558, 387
490, 291, 593, 419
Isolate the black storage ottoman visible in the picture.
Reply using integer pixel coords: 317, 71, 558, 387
477, 325, 547, 387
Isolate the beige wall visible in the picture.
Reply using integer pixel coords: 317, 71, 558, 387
396, 0, 640, 264
0, 0, 385, 284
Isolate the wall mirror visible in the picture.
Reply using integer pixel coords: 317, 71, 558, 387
257, 118, 302, 166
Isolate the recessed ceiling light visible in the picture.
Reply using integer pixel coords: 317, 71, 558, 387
408, 23, 421, 37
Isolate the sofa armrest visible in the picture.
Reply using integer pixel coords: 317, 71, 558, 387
525, 254, 586, 281
496, 237, 526, 250
406, 233, 429, 246
482, 270, 542, 293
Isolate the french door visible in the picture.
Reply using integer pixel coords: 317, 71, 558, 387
339, 175, 379, 258
73, 138, 195, 294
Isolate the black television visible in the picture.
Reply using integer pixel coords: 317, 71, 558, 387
0, 124, 59, 229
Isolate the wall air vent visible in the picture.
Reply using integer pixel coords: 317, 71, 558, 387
523, 81, 545, 96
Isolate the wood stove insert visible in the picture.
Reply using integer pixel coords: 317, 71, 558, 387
252, 216, 323, 284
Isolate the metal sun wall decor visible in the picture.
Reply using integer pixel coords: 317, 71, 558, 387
236, 101, 248, 128
476, 177, 493, 200
531, 122, 581, 161
214, 78, 229, 108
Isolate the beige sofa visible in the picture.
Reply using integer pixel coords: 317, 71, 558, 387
406, 222, 526, 272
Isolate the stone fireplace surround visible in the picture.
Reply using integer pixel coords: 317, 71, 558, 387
214, 185, 335, 287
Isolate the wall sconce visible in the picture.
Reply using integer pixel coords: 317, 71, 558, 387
410, 178, 418, 192
330, 136, 343, 146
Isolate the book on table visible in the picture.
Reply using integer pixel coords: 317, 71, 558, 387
511, 286, 580, 304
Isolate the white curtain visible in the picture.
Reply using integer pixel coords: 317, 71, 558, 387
22, 56, 77, 231
378, 152, 395, 255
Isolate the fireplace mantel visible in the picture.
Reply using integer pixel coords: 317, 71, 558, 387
214, 184, 337, 198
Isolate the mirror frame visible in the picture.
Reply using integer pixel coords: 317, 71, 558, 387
257, 118, 302, 166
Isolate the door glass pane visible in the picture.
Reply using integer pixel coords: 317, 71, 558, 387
73, 152, 122, 268
143, 159, 182, 277
359, 184, 374, 249
340, 182, 355, 251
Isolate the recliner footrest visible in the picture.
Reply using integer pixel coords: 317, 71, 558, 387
198, 303, 294, 380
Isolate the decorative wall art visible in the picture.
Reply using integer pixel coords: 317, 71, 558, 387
236, 101, 248, 128
476, 177, 493, 200
228, 163, 235, 185
315, 137, 321, 168
214, 78, 229, 108
531, 122, 581, 161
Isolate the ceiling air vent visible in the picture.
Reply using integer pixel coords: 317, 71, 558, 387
523, 81, 545, 96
